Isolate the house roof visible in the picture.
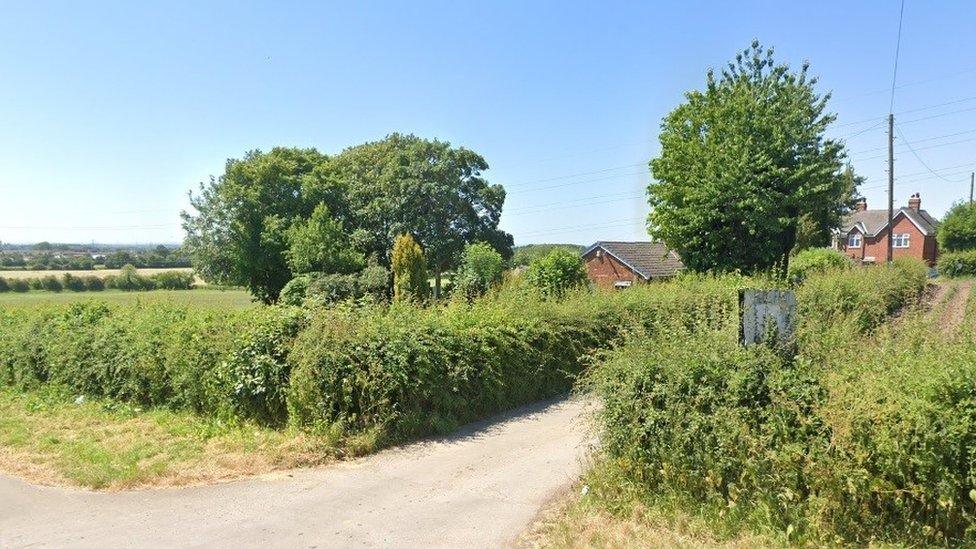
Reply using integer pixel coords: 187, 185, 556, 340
582, 241, 685, 279
839, 207, 939, 237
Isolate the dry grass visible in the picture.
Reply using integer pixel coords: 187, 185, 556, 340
519, 485, 776, 549
0, 388, 338, 490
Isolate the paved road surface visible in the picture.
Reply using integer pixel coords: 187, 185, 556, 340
0, 397, 594, 548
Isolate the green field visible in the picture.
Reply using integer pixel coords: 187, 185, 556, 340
0, 288, 255, 309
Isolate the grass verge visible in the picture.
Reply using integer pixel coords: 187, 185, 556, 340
0, 387, 338, 490
519, 463, 777, 549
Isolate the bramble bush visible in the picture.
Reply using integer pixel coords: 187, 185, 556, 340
0, 275, 741, 441
938, 249, 976, 278
589, 258, 976, 545
787, 247, 851, 284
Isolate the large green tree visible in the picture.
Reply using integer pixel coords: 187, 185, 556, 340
181, 147, 344, 302
333, 133, 513, 297
938, 201, 976, 252
648, 42, 853, 274
285, 203, 364, 275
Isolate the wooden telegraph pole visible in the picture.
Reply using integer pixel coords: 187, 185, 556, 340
887, 114, 894, 264
970, 172, 974, 205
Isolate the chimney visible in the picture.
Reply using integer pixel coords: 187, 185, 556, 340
908, 193, 921, 212
854, 197, 867, 212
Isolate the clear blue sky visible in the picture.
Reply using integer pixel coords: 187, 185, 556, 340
2, 1, 975, 245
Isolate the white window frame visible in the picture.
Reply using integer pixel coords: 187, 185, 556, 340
847, 233, 862, 248
892, 233, 911, 248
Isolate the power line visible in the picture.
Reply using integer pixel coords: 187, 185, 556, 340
506, 190, 644, 213
889, 0, 906, 113
894, 123, 968, 183
506, 193, 645, 217
507, 170, 650, 195
850, 127, 976, 155
503, 162, 645, 190
515, 217, 645, 238
852, 134, 976, 162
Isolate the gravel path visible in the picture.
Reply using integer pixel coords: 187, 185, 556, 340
0, 397, 595, 549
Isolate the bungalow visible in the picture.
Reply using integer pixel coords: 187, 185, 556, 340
582, 241, 685, 289
832, 193, 939, 265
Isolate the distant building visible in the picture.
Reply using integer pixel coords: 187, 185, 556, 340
582, 241, 684, 289
832, 193, 939, 265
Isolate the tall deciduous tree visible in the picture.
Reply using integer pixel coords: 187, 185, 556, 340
391, 233, 429, 301
181, 148, 343, 303
648, 41, 853, 274
285, 203, 364, 275
333, 133, 513, 297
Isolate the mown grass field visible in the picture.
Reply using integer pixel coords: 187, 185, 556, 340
0, 288, 254, 309
0, 267, 194, 279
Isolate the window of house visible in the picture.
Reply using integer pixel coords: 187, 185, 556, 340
847, 233, 861, 248
892, 233, 910, 248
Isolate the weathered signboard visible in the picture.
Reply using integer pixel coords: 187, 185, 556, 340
739, 289, 797, 347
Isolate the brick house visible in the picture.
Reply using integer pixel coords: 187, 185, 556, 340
582, 241, 685, 289
831, 193, 939, 265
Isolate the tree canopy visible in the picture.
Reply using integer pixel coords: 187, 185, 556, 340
334, 133, 512, 296
648, 41, 857, 273
182, 135, 512, 302
938, 201, 976, 252
181, 148, 339, 302
285, 203, 364, 275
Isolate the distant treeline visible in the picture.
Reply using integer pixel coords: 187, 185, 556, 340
0, 246, 191, 270
511, 244, 583, 267
0, 266, 195, 293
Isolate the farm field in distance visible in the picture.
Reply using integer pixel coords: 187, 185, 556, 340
0, 288, 254, 309
0, 267, 195, 280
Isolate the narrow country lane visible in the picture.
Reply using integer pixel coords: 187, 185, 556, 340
0, 397, 594, 549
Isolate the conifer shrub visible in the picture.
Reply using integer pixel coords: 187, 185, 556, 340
391, 234, 429, 301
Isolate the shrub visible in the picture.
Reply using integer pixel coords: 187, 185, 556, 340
937, 249, 976, 278
287, 277, 740, 442
114, 264, 155, 291
524, 248, 588, 298
9, 279, 29, 292
787, 247, 851, 284
391, 234, 429, 301
307, 273, 359, 305
796, 258, 926, 333
151, 270, 195, 290
279, 275, 312, 306
83, 276, 105, 291
591, 259, 949, 545
937, 201, 976, 252
358, 265, 390, 302
61, 273, 87, 292
453, 242, 505, 299
0, 302, 303, 424
0, 277, 8, 293
39, 275, 63, 292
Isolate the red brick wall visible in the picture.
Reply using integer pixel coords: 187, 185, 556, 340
583, 250, 642, 288
838, 214, 938, 265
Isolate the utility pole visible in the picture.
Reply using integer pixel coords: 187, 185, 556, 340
970, 172, 974, 205
887, 114, 894, 264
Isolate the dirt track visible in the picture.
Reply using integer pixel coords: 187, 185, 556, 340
0, 397, 595, 549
